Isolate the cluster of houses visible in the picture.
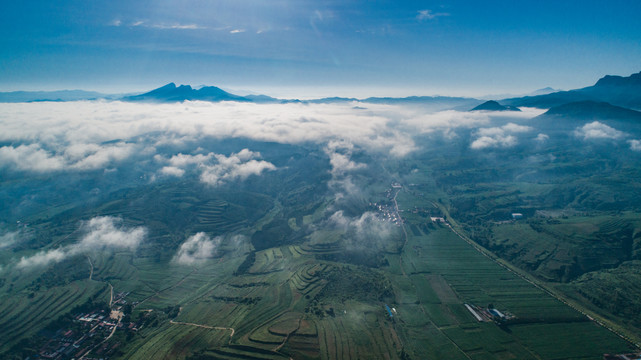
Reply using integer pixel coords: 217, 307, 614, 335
36, 309, 115, 359
370, 202, 402, 226
34, 292, 140, 359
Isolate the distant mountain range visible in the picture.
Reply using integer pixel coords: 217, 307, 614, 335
528, 87, 560, 96
0, 90, 110, 102
502, 71, 641, 110
0, 84, 481, 110
2, 71, 641, 117
123, 83, 484, 110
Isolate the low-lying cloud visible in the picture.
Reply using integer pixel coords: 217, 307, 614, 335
79, 216, 146, 250
0, 101, 544, 176
157, 149, 276, 186
16, 216, 146, 269
0, 144, 66, 172
535, 133, 549, 142
323, 141, 368, 203
574, 121, 625, 140
328, 210, 394, 248
173, 232, 221, 265
0, 142, 137, 172
0, 230, 21, 249
325, 140, 366, 175
470, 123, 533, 149
17, 249, 67, 268
629, 139, 641, 151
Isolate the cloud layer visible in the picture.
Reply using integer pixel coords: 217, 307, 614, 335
2, 100, 638, 181
0, 101, 544, 175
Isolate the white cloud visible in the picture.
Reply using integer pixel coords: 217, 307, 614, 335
66, 142, 137, 170
129, 20, 204, 30
399, 107, 543, 140
166, 153, 215, 167
574, 121, 625, 140
323, 141, 368, 203
629, 139, 641, 151
328, 210, 394, 248
77, 216, 146, 251
0, 230, 20, 249
0, 102, 545, 172
230, 29, 245, 34
0, 101, 419, 160
535, 133, 549, 142
325, 140, 366, 175
0, 142, 137, 172
501, 123, 533, 133
200, 157, 276, 186
471, 123, 533, 149
17, 249, 66, 269
0, 144, 66, 172
15, 216, 146, 269
417, 9, 449, 21
470, 135, 517, 149
160, 166, 185, 177
173, 232, 220, 265
156, 149, 276, 186
156, 23, 204, 30
327, 152, 365, 173
110, 19, 122, 27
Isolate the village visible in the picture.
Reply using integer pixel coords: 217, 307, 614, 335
31, 291, 141, 360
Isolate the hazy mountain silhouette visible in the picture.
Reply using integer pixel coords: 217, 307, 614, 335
535, 100, 641, 133
124, 83, 251, 102
0, 90, 109, 102
541, 101, 641, 121
124, 84, 483, 110
528, 87, 560, 96
470, 100, 521, 111
503, 71, 641, 110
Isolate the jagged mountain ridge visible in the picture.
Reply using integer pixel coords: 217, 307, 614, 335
502, 71, 641, 110
123, 83, 251, 102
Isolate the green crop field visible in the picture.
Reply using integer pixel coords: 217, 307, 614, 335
2, 129, 641, 359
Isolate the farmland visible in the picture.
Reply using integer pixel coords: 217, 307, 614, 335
1, 130, 641, 359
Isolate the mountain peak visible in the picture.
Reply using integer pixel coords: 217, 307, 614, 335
541, 100, 641, 120
594, 71, 641, 87
503, 71, 641, 109
471, 100, 520, 112
124, 83, 250, 103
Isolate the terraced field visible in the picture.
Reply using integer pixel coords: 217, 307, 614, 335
3, 145, 639, 360
0, 280, 106, 353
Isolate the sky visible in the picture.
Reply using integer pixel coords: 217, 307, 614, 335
1, 0, 640, 97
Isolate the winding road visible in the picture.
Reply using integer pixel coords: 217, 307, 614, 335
169, 320, 235, 343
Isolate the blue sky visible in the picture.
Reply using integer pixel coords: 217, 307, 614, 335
1, 0, 640, 97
